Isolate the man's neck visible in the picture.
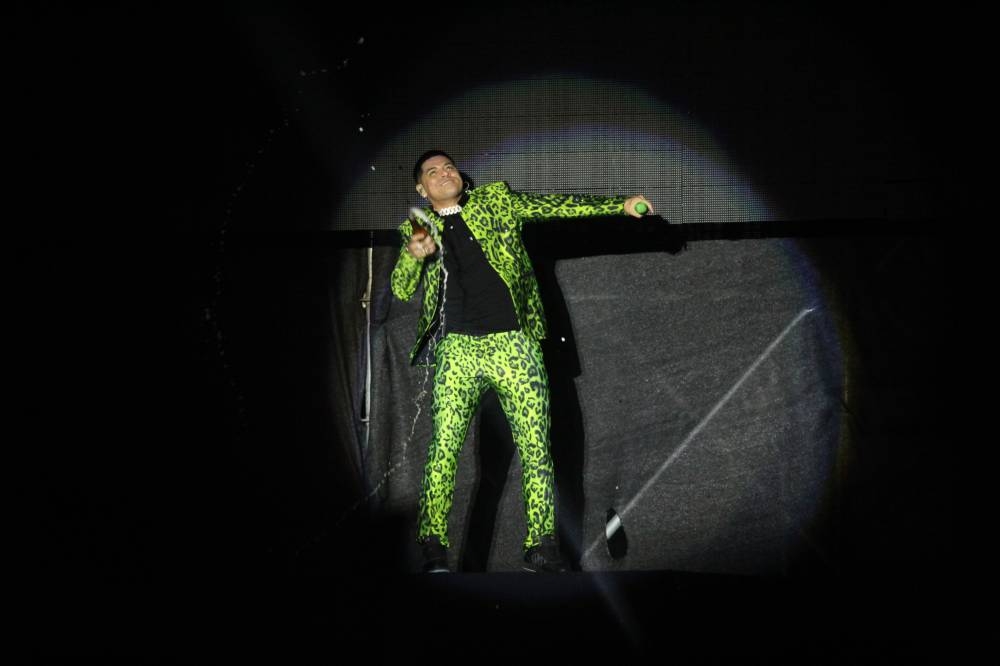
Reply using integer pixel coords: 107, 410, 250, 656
430, 198, 460, 213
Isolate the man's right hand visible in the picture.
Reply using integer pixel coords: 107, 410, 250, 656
406, 227, 437, 261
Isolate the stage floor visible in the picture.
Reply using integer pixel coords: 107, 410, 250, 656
33, 569, 959, 663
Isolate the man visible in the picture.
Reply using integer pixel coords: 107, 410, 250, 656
391, 150, 652, 573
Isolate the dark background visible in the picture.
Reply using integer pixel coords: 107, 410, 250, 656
22, 1, 959, 661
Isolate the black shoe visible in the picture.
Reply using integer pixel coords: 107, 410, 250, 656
420, 536, 450, 573
522, 535, 568, 573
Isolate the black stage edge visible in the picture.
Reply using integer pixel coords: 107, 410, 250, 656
207, 217, 936, 249
36, 570, 958, 663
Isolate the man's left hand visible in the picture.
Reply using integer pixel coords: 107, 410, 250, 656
624, 196, 654, 218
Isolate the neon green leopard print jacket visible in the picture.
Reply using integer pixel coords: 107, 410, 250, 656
391, 181, 626, 365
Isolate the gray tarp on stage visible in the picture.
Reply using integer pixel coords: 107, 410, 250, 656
362, 237, 842, 574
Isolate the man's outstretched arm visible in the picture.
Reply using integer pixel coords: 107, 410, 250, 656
507, 186, 653, 224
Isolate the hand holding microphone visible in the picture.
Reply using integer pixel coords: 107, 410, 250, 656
406, 207, 438, 261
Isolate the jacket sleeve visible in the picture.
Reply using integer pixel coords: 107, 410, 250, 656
390, 220, 423, 302
506, 184, 626, 227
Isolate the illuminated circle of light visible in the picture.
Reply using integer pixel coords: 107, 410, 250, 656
341, 74, 845, 574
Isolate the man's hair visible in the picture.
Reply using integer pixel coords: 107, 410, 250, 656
413, 150, 456, 183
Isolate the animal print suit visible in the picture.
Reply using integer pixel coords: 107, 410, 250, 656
391, 181, 625, 550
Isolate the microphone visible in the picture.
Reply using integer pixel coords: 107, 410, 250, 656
409, 206, 440, 241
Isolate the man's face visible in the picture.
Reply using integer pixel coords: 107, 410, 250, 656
416, 155, 462, 204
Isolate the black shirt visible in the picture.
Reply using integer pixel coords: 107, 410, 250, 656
439, 211, 519, 336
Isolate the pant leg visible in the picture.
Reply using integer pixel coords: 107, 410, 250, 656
416, 334, 487, 548
486, 331, 555, 550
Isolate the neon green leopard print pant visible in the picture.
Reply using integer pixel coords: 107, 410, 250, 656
417, 330, 555, 551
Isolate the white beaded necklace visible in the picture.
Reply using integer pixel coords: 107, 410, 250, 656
436, 204, 462, 216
